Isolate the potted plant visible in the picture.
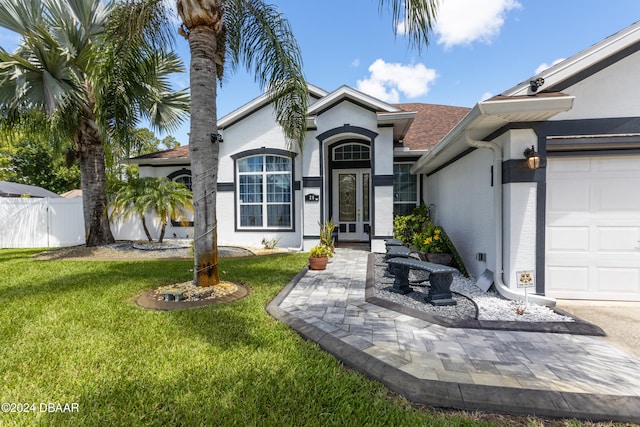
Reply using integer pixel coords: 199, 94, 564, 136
308, 243, 333, 270
318, 219, 336, 249
412, 221, 453, 265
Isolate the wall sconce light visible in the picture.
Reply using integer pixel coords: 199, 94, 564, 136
210, 133, 223, 143
524, 145, 541, 170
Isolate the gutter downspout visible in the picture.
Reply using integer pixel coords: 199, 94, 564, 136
465, 131, 556, 307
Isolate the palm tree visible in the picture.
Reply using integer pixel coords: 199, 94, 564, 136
120, 0, 438, 286
136, 177, 193, 243
0, 0, 189, 246
110, 176, 193, 243
109, 176, 155, 242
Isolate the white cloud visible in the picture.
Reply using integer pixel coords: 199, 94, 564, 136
433, 0, 521, 49
350, 58, 361, 68
480, 92, 494, 101
356, 59, 437, 103
535, 58, 565, 75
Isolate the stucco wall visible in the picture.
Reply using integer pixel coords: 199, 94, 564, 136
212, 104, 302, 249
424, 148, 495, 279
135, 93, 400, 251
503, 183, 538, 287
498, 129, 540, 288
551, 50, 640, 121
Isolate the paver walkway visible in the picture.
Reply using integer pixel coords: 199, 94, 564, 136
267, 248, 640, 423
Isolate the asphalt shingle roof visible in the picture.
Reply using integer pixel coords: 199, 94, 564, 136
394, 103, 471, 151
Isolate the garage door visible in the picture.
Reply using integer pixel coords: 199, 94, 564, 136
546, 155, 640, 301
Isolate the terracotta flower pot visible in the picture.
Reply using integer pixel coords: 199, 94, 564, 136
309, 256, 328, 270
425, 253, 454, 266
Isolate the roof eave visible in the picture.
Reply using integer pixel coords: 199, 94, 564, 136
307, 85, 402, 116
127, 157, 190, 166
411, 95, 575, 175
219, 83, 329, 129
377, 111, 417, 141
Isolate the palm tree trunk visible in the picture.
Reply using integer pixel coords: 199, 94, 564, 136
159, 220, 166, 243
188, 25, 220, 287
77, 115, 115, 247
140, 215, 153, 241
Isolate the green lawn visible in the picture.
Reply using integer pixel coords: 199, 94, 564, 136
0, 249, 500, 426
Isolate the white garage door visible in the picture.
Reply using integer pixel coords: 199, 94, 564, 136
546, 155, 640, 301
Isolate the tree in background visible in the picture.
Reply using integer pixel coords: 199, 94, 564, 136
0, 109, 79, 192
9, 137, 80, 194
106, 127, 183, 180
161, 135, 180, 151
0, 0, 188, 246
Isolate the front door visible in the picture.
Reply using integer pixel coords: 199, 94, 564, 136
332, 169, 370, 241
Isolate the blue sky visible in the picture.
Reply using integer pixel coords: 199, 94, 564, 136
1, 0, 639, 145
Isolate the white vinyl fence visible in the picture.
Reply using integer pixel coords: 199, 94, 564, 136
0, 198, 84, 248
1, 197, 193, 248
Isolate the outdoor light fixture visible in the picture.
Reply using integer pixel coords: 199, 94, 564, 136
210, 133, 223, 143
524, 145, 541, 170
529, 77, 545, 93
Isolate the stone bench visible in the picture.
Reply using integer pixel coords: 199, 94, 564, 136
383, 245, 413, 278
384, 245, 411, 259
384, 239, 404, 249
387, 257, 458, 306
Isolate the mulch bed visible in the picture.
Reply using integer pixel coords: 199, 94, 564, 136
135, 282, 250, 311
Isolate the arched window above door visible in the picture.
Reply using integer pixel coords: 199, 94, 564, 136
332, 143, 370, 161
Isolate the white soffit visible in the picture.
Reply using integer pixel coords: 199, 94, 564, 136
378, 111, 416, 141
411, 94, 575, 175
478, 94, 575, 122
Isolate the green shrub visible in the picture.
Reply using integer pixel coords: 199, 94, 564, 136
309, 244, 333, 258
318, 219, 336, 247
393, 204, 430, 244
412, 221, 469, 277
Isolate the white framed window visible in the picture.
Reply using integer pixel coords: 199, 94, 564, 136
167, 169, 193, 226
333, 143, 370, 161
168, 169, 192, 191
393, 163, 418, 216
174, 174, 192, 191
237, 155, 292, 229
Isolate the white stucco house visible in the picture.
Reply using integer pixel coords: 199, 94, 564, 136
131, 21, 640, 304
412, 21, 640, 303
129, 85, 469, 253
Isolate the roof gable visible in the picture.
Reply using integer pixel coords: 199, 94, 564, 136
219, 83, 327, 129
307, 85, 401, 116
503, 21, 640, 96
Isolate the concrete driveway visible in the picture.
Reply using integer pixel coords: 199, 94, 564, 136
556, 300, 640, 360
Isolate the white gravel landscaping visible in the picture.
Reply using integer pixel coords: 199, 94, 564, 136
373, 254, 573, 323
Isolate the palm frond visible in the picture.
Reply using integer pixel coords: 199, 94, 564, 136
46, 0, 113, 36
146, 88, 190, 133
96, 45, 189, 139
226, 0, 308, 149
0, 0, 44, 35
378, 0, 438, 52
106, 0, 173, 52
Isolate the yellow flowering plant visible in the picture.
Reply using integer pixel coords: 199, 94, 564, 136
412, 222, 450, 254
